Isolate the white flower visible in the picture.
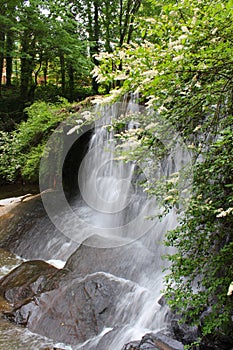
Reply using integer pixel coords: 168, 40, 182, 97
81, 110, 92, 120
145, 122, 158, 130
164, 195, 174, 201
193, 125, 202, 132
187, 143, 195, 149
181, 26, 190, 33
91, 66, 100, 77
179, 34, 188, 41
168, 40, 179, 49
119, 51, 126, 60
141, 77, 152, 84
216, 207, 233, 218
195, 82, 201, 88
142, 69, 159, 77
144, 18, 156, 24
164, 96, 173, 103
168, 188, 178, 194
97, 75, 107, 83
67, 125, 80, 135
158, 105, 168, 114
211, 27, 218, 35
173, 54, 184, 62
173, 44, 184, 51
114, 73, 127, 80
114, 156, 127, 161
227, 282, 233, 296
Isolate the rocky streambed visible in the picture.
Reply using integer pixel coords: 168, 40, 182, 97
0, 192, 188, 350
0, 192, 231, 350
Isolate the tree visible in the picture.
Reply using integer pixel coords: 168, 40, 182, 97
0, 0, 19, 94
0, 0, 93, 105
68, 0, 143, 92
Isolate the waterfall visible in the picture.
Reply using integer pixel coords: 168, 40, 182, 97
0, 96, 191, 349
50, 96, 190, 349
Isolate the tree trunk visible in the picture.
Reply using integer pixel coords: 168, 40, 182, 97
119, 0, 131, 47
0, 31, 5, 96
20, 31, 35, 101
6, 32, 13, 86
20, 56, 31, 101
92, 0, 100, 93
127, 0, 141, 44
43, 58, 48, 86
28, 53, 42, 103
119, 0, 142, 46
104, 1, 111, 52
59, 53, 65, 95
68, 63, 74, 101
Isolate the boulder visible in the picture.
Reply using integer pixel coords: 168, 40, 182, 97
122, 332, 184, 350
0, 260, 57, 307
6, 272, 136, 346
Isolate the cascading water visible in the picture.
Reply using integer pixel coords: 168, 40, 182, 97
0, 96, 191, 350
55, 96, 190, 349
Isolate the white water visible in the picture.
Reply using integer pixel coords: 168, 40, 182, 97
65, 98, 191, 349
0, 97, 191, 349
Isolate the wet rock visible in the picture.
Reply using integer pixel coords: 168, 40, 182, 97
0, 260, 57, 307
43, 348, 66, 350
65, 235, 159, 284
157, 294, 167, 307
122, 342, 141, 350
0, 295, 12, 312
199, 332, 233, 350
0, 193, 78, 261
152, 332, 184, 350
7, 272, 135, 346
170, 318, 199, 345
122, 332, 184, 350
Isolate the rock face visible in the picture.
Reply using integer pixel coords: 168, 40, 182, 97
64, 235, 159, 285
0, 193, 79, 261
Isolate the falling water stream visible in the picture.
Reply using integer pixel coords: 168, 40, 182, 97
0, 97, 191, 349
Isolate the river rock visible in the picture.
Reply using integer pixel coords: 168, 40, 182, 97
6, 272, 136, 345
122, 332, 184, 350
0, 260, 57, 307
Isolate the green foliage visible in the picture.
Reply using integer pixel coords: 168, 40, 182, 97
0, 98, 70, 184
93, 0, 233, 345
165, 119, 233, 339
